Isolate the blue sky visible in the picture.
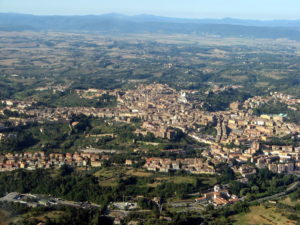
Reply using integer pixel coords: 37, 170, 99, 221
0, 0, 299, 20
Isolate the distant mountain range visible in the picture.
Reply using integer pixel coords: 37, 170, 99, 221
1, 13, 300, 40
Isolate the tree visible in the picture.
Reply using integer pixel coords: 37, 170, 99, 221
216, 163, 235, 183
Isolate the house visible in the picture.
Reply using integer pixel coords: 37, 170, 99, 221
91, 161, 102, 167
125, 160, 133, 166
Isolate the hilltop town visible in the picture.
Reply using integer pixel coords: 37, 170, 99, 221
0, 83, 299, 177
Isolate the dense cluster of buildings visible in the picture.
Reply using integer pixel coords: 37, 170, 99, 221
144, 157, 215, 174
116, 84, 300, 175
117, 84, 216, 139
0, 83, 300, 176
0, 151, 110, 171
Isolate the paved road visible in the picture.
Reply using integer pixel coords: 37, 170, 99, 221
251, 181, 300, 204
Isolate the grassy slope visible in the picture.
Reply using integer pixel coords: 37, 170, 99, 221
232, 205, 295, 225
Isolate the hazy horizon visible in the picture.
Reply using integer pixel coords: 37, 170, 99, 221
1, 12, 300, 22
0, 0, 300, 20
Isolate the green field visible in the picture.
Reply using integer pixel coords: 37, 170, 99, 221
232, 205, 295, 225
94, 166, 217, 191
